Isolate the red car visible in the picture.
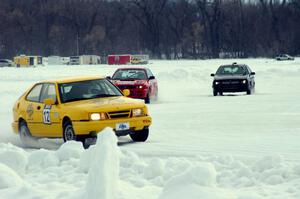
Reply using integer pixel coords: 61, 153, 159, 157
110, 67, 158, 103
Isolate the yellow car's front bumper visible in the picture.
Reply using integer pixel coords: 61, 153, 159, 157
73, 116, 152, 135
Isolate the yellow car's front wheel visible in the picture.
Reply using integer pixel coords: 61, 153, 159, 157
63, 122, 77, 142
130, 128, 149, 142
63, 122, 95, 149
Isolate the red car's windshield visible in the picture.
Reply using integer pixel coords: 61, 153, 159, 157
112, 69, 147, 80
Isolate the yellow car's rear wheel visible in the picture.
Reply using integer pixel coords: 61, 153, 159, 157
19, 121, 38, 148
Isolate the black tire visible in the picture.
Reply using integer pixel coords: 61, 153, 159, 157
246, 88, 251, 95
19, 121, 38, 148
145, 92, 150, 104
130, 128, 149, 142
63, 122, 96, 149
154, 90, 158, 101
63, 122, 76, 142
213, 90, 218, 96
77, 135, 96, 149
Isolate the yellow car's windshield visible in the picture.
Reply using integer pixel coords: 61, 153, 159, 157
58, 79, 122, 103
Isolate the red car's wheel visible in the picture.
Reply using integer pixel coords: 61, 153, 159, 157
145, 92, 150, 104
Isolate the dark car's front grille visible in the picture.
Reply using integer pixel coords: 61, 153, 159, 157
221, 80, 240, 85
215, 79, 247, 91
108, 110, 131, 119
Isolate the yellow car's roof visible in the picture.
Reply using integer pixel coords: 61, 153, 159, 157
40, 76, 105, 84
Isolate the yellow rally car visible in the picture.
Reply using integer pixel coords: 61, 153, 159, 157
12, 76, 152, 147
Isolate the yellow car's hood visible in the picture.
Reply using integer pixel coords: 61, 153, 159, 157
63, 96, 145, 112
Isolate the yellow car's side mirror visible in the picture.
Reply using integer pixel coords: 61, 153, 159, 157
44, 98, 56, 105
123, 89, 130, 97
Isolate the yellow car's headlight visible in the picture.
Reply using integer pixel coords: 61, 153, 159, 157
91, 113, 101, 120
90, 113, 106, 120
132, 108, 143, 117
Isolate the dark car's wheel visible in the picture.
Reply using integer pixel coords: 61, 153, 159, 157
213, 90, 218, 96
130, 128, 149, 142
19, 121, 38, 148
145, 92, 150, 104
246, 88, 252, 95
63, 122, 76, 142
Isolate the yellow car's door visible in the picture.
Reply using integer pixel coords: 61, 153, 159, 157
38, 83, 61, 137
23, 83, 44, 136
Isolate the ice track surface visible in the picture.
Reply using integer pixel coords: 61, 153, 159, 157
0, 59, 300, 199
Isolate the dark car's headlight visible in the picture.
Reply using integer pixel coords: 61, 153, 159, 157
214, 81, 220, 85
242, 80, 247, 84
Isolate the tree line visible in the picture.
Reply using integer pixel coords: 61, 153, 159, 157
0, 0, 300, 60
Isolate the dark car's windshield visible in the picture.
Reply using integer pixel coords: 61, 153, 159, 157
216, 65, 246, 76
59, 79, 122, 103
112, 69, 147, 80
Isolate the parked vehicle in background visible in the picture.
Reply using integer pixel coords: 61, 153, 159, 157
130, 55, 149, 64
108, 54, 131, 65
211, 63, 255, 96
110, 67, 158, 103
275, 54, 294, 61
108, 54, 149, 65
69, 55, 101, 65
12, 76, 152, 148
14, 55, 43, 67
48, 56, 70, 65
0, 59, 13, 67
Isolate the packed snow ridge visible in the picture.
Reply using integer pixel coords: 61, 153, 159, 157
0, 129, 299, 199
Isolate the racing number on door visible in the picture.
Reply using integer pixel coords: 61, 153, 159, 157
43, 105, 52, 124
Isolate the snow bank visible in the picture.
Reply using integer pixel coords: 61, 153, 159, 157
0, 143, 28, 175
144, 158, 165, 180
27, 149, 59, 170
56, 141, 84, 161
158, 163, 223, 199
84, 128, 120, 199
237, 194, 263, 199
0, 163, 23, 189
165, 163, 217, 187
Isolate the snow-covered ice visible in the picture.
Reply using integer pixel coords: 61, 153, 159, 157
0, 58, 300, 198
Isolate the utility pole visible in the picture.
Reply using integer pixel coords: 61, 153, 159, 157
76, 32, 80, 55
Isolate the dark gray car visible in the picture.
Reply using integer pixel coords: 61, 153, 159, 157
210, 63, 255, 96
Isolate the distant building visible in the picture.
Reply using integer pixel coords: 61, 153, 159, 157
69, 55, 101, 65
47, 56, 70, 65
14, 55, 43, 67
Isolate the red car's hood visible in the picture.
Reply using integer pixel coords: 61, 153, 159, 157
112, 79, 147, 85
